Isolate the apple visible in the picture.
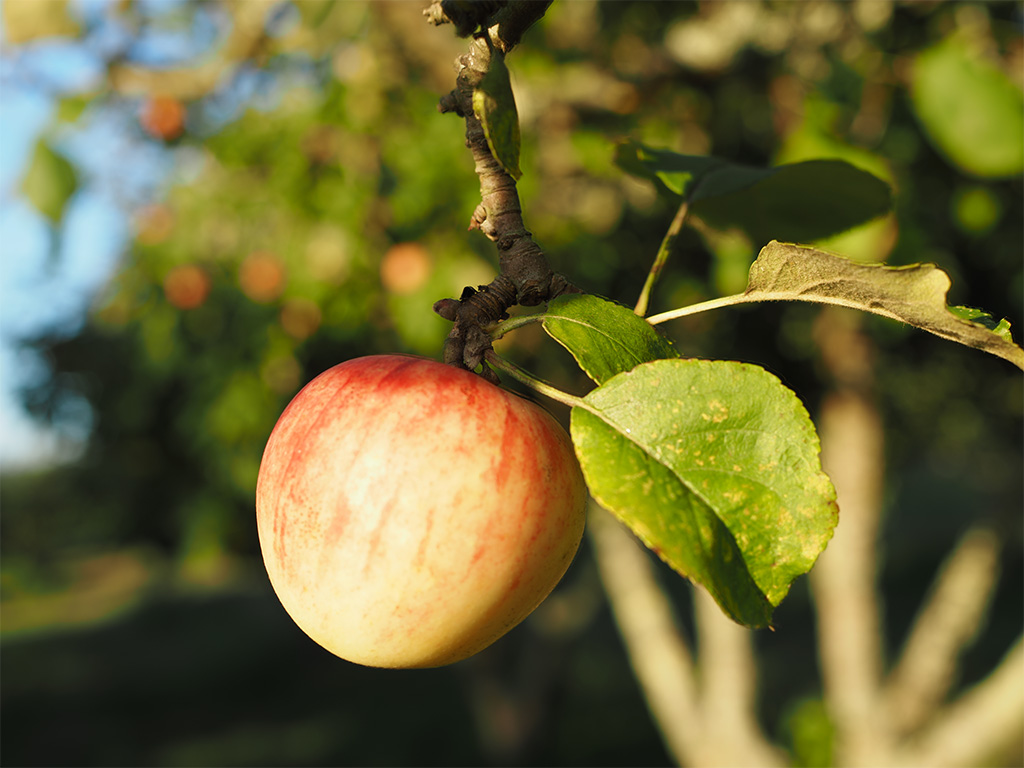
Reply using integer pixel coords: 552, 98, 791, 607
140, 95, 186, 142
256, 354, 587, 668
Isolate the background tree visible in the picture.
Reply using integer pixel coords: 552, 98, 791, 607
1, 1, 1021, 766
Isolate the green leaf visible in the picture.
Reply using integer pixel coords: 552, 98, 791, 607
615, 141, 892, 245
571, 358, 838, 627
911, 35, 1024, 178
472, 50, 522, 180
785, 698, 835, 768
614, 142, 728, 197
542, 294, 678, 384
948, 306, 1015, 343
20, 139, 78, 224
773, 94, 897, 262
744, 242, 1024, 370
56, 96, 90, 124
694, 160, 892, 245
615, 141, 752, 199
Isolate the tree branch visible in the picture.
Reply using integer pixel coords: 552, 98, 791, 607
424, 0, 553, 53
810, 309, 893, 766
588, 504, 702, 767
883, 526, 1001, 736
429, 4, 580, 373
693, 588, 785, 767
811, 389, 892, 766
893, 636, 1024, 768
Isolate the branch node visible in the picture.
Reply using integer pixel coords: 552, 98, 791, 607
438, 91, 463, 115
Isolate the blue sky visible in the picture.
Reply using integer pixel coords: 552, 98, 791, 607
0, 0, 178, 469
0, 86, 126, 469
0, 0, 309, 469
0, 0, 278, 470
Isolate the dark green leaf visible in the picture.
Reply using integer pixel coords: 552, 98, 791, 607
571, 358, 838, 627
614, 142, 731, 197
542, 294, 678, 384
615, 141, 892, 245
693, 160, 892, 245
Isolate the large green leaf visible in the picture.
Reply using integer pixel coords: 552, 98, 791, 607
911, 35, 1024, 178
615, 141, 892, 245
538, 293, 836, 625
743, 242, 1024, 370
542, 294, 678, 384
572, 358, 837, 627
20, 139, 78, 224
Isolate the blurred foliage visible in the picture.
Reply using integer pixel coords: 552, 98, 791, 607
911, 30, 1024, 178
1, 0, 1022, 765
783, 698, 835, 768
19, 138, 79, 224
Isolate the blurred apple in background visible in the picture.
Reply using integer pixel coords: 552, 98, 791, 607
140, 96, 186, 142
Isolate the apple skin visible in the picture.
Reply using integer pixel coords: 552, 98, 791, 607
256, 354, 587, 668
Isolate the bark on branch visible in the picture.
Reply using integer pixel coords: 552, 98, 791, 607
424, 1, 553, 53
428, 3, 579, 375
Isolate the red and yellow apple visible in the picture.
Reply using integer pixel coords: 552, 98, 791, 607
256, 354, 587, 668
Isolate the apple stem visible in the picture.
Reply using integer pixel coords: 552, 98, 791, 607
483, 350, 588, 410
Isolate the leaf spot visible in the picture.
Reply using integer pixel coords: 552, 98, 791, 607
702, 400, 729, 423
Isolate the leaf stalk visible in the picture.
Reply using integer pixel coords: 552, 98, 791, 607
488, 313, 543, 340
634, 201, 690, 317
647, 294, 750, 325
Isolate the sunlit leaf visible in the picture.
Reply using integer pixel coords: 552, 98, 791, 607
744, 242, 1024, 369
948, 306, 1015, 344
540, 296, 837, 626
572, 358, 837, 627
542, 294, 678, 384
